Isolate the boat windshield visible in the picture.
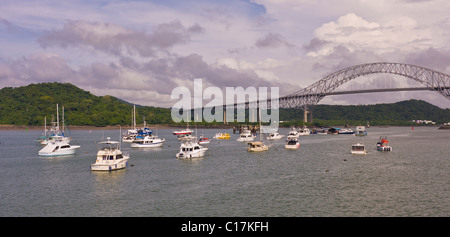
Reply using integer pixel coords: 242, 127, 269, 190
352, 146, 364, 151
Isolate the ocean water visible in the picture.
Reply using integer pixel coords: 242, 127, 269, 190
0, 126, 448, 216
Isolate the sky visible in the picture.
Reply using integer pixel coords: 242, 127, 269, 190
1, 0, 450, 109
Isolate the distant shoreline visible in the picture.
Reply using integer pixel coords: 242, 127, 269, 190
0, 124, 443, 131
0, 124, 243, 131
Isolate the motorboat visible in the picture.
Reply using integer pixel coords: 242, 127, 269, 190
327, 128, 339, 135
130, 135, 165, 148
285, 138, 300, 150
247, 141, 269, 152
354, 126, 368, 136
214, 132, 230, 139
298, 126, 310, 136
351, 143, 366, 155
176, 140, 208, 159
236, 130, 255, 142
286, 127, 300, 140
376, 137, 392, 151
91, 137, 129, 171
339, 128, 355, 134
267, 132, 284, 140
198, 136, 210, 144
172, 126, 193, 135
177, 134, 197, 141
38, 139, 80, 157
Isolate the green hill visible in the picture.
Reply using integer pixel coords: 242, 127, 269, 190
280, 99, 450, 126
0, 82, 448, 126
0, 82, 173, 126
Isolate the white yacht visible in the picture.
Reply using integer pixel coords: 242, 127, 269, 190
237, 129, 256, 142
267, 132, 284, 140
176, 140, 208, 159
298, 126, 310, 136
286, 127, 300, 140
130, 135, 165, 148
38, 139, 80, 157
91, 138, 129, 171
355, 126, 368, 136
351, 143, 366, 155
285, 138, 300, 150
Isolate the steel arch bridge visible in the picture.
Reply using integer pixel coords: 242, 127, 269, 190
275, 62, 450, 109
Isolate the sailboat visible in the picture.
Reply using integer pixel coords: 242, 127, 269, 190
247, 110, 269, 152
38, 104, 71, 145
123, 105, 138, 143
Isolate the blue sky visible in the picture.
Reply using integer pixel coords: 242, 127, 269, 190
1, 0, 449, 108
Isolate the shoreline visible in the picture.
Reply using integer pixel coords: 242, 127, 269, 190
0, 124, 443, 131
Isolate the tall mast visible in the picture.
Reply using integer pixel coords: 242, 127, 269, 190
62, 106, 65, 134
133, 105, 136, 130
56, 104, 59, 132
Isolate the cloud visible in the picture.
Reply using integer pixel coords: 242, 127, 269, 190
255, 32, 293, 48
38, 20, 204, 58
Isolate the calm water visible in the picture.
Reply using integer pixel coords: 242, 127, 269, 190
0, 126, 448, 216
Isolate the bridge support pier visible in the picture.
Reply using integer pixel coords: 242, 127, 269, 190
303, 106, 313, 124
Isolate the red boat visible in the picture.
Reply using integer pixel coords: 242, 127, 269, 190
172, 128, 193, 135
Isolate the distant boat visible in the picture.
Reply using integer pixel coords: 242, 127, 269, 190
214, 132, 230, 139
38, 105, 71, 145
198, 136, 210, 144
351, 143, 366, 155
237, 129, 255, 142
248, 111, 269, 152
376, 137, 392, 151
354, 126, 367, 136
172, 125, 193, 135
91, 137, 129, 171
298, 126, 310, 136
38, 139, 80, 157
286, 127, 300, 140
130, 135, 165, 148
285, 138, 300, 150
327, 127, 339, 135
339, 128, 355, 134
267, 132, 284, 140
247, 141, 269, 152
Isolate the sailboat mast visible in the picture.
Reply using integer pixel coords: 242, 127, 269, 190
56, 104, 59, 132
62, 106, 65, 134
133, 105, 136, 130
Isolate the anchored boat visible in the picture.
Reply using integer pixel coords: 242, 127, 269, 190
351, 143, 366, 155
91, 137, 129, 171
376, 137, 392, 151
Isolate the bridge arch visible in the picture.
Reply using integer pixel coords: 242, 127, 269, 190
280, 62, 450, 108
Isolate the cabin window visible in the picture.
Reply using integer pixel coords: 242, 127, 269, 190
117, 154, 123, 159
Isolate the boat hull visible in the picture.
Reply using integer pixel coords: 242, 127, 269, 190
91, 159, 129, 171
285, 144, 300, 150
38, 145, 80, 156
377, 146, 392, 151
351, 150, 366, 155
176, 149, 207, 159
130, 142, 164, 148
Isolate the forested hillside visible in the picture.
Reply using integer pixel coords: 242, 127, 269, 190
0, 82, 173, 126
0, 83, 449, 126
